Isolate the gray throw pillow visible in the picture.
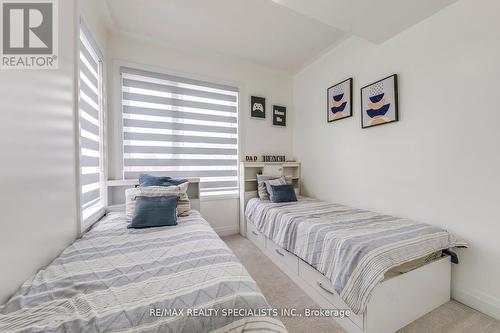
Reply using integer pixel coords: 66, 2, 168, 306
269, 184, 298, 203
128, 196, 179, 229
257, 175, 280, 200
264, 177, 287, 201
257, 175, 292, 200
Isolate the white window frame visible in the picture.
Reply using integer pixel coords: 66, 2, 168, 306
78, 19, 106, 230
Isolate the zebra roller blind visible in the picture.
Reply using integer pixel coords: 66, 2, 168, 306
120, 67, 239, 196
79, 22, 104, 223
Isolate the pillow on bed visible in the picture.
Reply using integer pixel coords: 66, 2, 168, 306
128, 196, 178, 229
139, 174, 188, 187
125, 182, 190, 220
257, 175, 292, 200
269, 184, 297, 203
264, 177, 287, 201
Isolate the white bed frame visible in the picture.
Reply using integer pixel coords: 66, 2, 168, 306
239, 162, 451, 333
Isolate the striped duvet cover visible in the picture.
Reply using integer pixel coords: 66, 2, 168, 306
0, 210, 286, 333
245, 197, 465, 315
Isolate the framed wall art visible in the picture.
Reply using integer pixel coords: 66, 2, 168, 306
327, 78, 353, 122
273, 105, 286, 127
251, 96, 266, 119
361, 74, 399, 128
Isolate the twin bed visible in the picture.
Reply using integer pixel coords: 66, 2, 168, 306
237, 159, 465, 333
244, 195, 465, 333
0, 209, 286, 333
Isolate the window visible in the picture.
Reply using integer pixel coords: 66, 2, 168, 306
120, 67, 239, 196
78, 21, 105, 227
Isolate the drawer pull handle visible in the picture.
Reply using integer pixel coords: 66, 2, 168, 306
317, 282, 334, 295
275, 249, 285, 256
252, 231, 259, 236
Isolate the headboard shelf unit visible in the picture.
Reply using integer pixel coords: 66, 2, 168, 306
239, 162, 301, 236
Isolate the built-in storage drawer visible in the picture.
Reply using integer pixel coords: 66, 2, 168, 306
298, 259, 364, 330
246, 220, 266, 251
266, 239, 299, 275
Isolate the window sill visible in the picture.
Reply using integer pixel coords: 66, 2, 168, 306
200, 193, 240, 201
81, 205, 106, 233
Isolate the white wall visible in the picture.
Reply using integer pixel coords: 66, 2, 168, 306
293, 0, 500, 319
107, 33, 294, 234
0, 0, 78, 303
78, 0, 109, 54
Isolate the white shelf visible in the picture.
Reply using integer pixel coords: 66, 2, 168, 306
244, 177, 299, 182
107, 178, 200, 187
107, 179, 138, 187
241, 162, 300, 168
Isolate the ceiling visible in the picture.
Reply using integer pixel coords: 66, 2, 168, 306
104, 0, 457, 72
271, 0, 457, 44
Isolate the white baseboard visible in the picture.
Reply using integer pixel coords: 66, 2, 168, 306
214, 225, 239, 236
452, 287, 500, 320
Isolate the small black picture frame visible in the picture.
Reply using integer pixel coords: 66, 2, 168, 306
251, 96, 266, 119
361, 74, 399, 129
272, 105, 286, 127
327, 78, 353, 122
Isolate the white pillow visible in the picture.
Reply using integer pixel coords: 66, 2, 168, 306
125, 182, 190, 220
257, 175, 292, 200
257, 175, 281, 200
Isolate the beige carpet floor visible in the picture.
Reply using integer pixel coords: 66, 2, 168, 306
223, 235, 500, 333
